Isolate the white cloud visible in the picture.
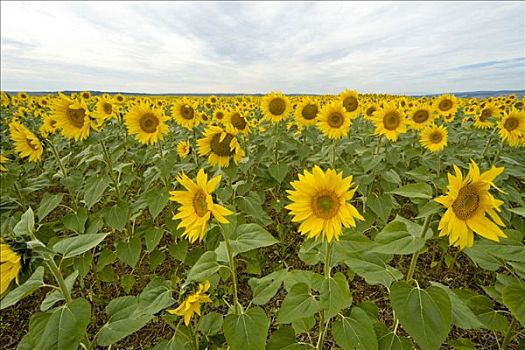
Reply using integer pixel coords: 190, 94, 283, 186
1, 1, 524, 94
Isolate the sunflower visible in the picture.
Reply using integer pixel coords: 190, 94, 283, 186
213, 108, 226, 122
94, 95, 117, 124
434, 161, 506, 249
407, 103, 435, 130
167, 281, 212, 325
0, 155, 8, 172
498, 109, 525, 147
434, 94, 458, 117
177, 140, 191, 159
294, 98, 319, 127
420, 125, 448, 152
1, 241, 22, 294
317, 102, 352, 139
169, 169, 233, 243
53, 93, 92, 141
370, 102, 407, 141
124, 102, 169, 145
260, 92, 291, 123
473, 103, 499, 129
39, 115, 59, 138
9, 121, 44, 162
80, 91, 92, 100
286, 166, 364, 243
363, 104, 379, 120
114, 93, 126, 104
339, 89, 360, 117
197, 125, 245, 168
172, 99, 200, 129
223, 110, 250, 134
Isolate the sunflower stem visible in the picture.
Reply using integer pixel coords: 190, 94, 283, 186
316, 241, 333, 350
331, 140, 337, 168
374, 136, 382, 155
99, 139, 121, 200
47, 139, 67, 177
192, 128, 200, 168
220, 225, 242, 314
406, 215, 432, 282
502, 317, 517, 350
481, 129, 496, 158
45, 253, 72, 304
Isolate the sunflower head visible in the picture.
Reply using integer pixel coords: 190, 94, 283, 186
53, 93, 92, 141
370, 102, 407, 142
434, 94, 459, 116
0, 240, 23, 294
294, 98, 319, 127
177, 140, 191, 159
172, 99, 200, 129
407, 103, 435, 130
286, 166, 364, 243
167, 280, 212, 325
339, 90, 360, 116
124, 102, 169, 145
170, 169, 233, 243
9, 121, 44, 163
197, 125, 245, 168
434, 161, 507, 249
498, 109, 525, 147
420, 124, 448, 152
261, 92, 291, 123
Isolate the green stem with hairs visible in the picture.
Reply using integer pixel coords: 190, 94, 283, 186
45, 254, 72, 304
47, 139, 67, 177
502, 318, 517, 350
99, 139, 121, 199
406, 215, 432, 282
220, 225, 242, 314
316, 241, 333, 350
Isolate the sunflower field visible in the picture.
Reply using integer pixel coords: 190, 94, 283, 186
0, 90, 524, 350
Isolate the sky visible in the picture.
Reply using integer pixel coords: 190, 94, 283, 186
1, 1, 524, 95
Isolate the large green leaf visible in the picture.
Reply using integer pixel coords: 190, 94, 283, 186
268, 163, 288, 183
332, 307, 378, 350
187, 251, 220, 282
37, 193, 64, 222
84, 175, 109, 210
1, 266, 44, 310
502, 281, 525, 327
267, 326, 313, 350
277, 283, 321, 324
146, 188, 169, 220
223, 307, 269, 350
248, 269, 287, 305
116, 236, 142, 268
390, 281, 452, 350
38, 298, 92, 350
215, 223, 278, 262
372, 216, 430, 255
344, 253, 403, 288
13, 208, 35, 236
388, 183, 433, 199
53, 233, 109, 258
198, 312, 223, 336
41, 271, 79, 311
320, 272, 352, 319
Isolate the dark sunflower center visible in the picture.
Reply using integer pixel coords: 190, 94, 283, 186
328, 112, 344, 128
366, 106, 376, 116
181, 105, 195, 120
210, 133, 234, 157
26, 138, 38, 151
269, 98, 286, 116
430, 131, 443, 143
504, 117, 519, 131
452, 184, 480, 220
383, 111, 401, 130
311, 191, 340, 219
514, 101, 523, 109
439, 99, 452, 111
479, 108, 492, 121
215, 111, 224, 120
103, 103, 112, 114
231, 112, 247, 130
343, 96, 358, 112
67, 107, 86, 128
211, 97, 217, 103
82, 93, 90, 99
302, 104, 318, 120
413, 110, 429, 123
139, 113, 159, 133
117, 96, 124, 102
192, 190, 209, 217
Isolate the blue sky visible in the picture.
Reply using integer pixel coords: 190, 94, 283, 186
1, 1, 524, 94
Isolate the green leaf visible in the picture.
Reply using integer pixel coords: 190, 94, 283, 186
430, 282, 483, 330
268, 163, 288, 183
390, 281, 452, 350
372, 216, 429, 255
332, 307, 378, 350
84, 175, 109, 210
187, 251, 220, 282
149, 250, 165, 272
144, 227, 164, 252
367, 194, 393, 223
146, 189, 169, 220
17, 312, 51, 350
448, 338, 476, 350
277, 283, 321, 324
14, 208, 35, 236
116, 236, 142, 268
389, 183, 433, 199
224, 307, 269, 350
267, 326, 313, 350
105, 200, 129, 231
320, 272, 352, 319
1, 267, 44, 310
502, 281, 525, 327
138, 278, 175, 315
41, 271, 79, 311
215, 223, 279, 262
37, 193, 64, 222
120, 275, 135, 294
198, 312, 223, 336
73, 251, 92, 279
508, 207, 525, 218
344, 253, 403, 288
38, 298, 92, 350
248, 269, 287, 305
63, 207, 88, 234
53, 233, 109, 258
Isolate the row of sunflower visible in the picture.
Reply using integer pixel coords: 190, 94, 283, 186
0, 90, 524, 349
